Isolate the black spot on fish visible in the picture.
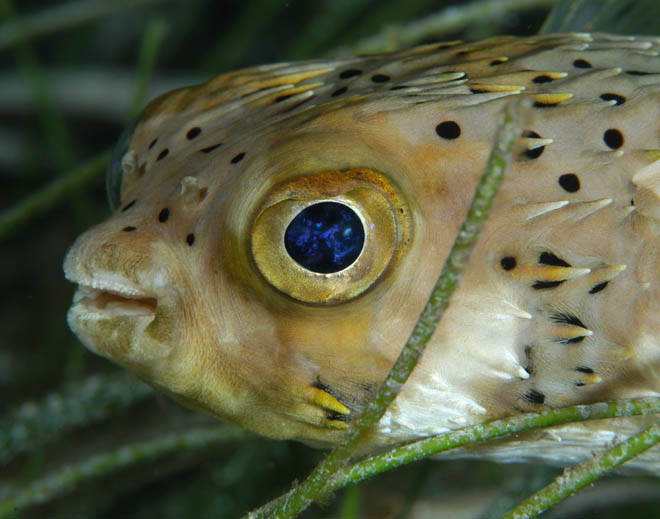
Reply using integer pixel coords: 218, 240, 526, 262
558, 173, 580, 193
573, 58, 592, 69
121, 200, 136, 212
148, 138, 158, 149
604, 129, 624, 149
186, 127, 201, 140
500, 256, 516, 270
489, 58, 506, 66
371, 74, 390, 83
157, 148, 169, 161
201, 143, 222, 154
575, 366, 594, 374
122, 226, 137, 232
435, 121, 461, 140
231, 152, 245, 164
589, 281, 608, 294
275, 94, 294, 103
625, 70, 652, 76
158, 208, 169, 223
331, 86, 348, 97
600, 93, 625, 105
532, 75, 553, 84
539, 252, 571, 267
552, 312, 586, 328
186, 233, 195, 246
524, 389, 546, 404
532, 280, 564, 290
339, 69, 362, 79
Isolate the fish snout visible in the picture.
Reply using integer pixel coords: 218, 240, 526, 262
63, 228, 179, 368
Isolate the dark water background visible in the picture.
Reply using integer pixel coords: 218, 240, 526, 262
2, 1, 660, 517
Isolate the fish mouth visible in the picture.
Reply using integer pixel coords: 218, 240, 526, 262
68, 275, 158, 318
73, 284, 158, 316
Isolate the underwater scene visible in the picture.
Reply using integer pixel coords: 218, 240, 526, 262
3, 0, 660, 517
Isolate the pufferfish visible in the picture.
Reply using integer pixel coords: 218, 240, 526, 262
64, 33, 660, 471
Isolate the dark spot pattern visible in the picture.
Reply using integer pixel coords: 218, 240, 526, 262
371, 74, 390, 83
186, 127, 202, 140
389, 85, 408, 91
326, 411, 350, 422
589, 281, 608, 294
186, 233, 195, 246
532, 75, 553, 84
552, 312, 588, 344
500, 256, 516, 270
122, 226, 137, 232
524, 389, 546, 404
533, 101, 559, 109
339, 69, 362, 79
148, 138, 158, 149
575, 366, 594, 374
121, 200, 136, 212
469, 88, 489, 94
231, 152, 246, 164
201, 143, 222, 153
532, 280, 564, 290
157, 148, 169, 161
523, 130, 545, 159
490, 58, 506, 66
603, 129, 624, 149
625, 70, 652, 76
539, 251, 570, 267
275, 94, 294, 103
600, 93, 625, 105
552, 312, 586, 328
558, 173, 580, 193
576, 382, 586, 387
331, 86, 348, 97
435, 121, 461, 140
158, 208, 169, 223
573, 58, 592, 68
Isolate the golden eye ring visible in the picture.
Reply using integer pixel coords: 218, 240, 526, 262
250, 168, 411, 304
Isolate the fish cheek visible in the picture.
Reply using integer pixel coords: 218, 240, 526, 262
275, 309, 389, 404
69, 311, 171, 373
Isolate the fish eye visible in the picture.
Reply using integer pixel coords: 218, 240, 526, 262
106, 122, 137, 211
284, 202, 365, 274
251, 168, 411, 304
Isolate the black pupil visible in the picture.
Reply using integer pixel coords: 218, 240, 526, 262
284, 202, 365, 274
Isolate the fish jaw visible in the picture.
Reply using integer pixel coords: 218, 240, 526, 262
63, 226, 179, 371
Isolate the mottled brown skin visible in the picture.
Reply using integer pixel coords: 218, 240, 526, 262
65, 33, 660, 469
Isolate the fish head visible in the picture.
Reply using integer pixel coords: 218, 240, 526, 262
62, 73, 485, 442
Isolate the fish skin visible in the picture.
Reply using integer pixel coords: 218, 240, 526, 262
64, 33, 660, 470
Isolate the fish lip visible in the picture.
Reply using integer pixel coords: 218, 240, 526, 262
72, 284, 158, 317
66, 272, 158, 318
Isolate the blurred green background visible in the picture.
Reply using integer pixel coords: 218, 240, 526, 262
2, 0, 660, 517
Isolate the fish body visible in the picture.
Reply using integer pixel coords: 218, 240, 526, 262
64, 33, 660, 470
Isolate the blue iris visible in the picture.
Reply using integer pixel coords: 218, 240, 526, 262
284, 202, 365, 273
